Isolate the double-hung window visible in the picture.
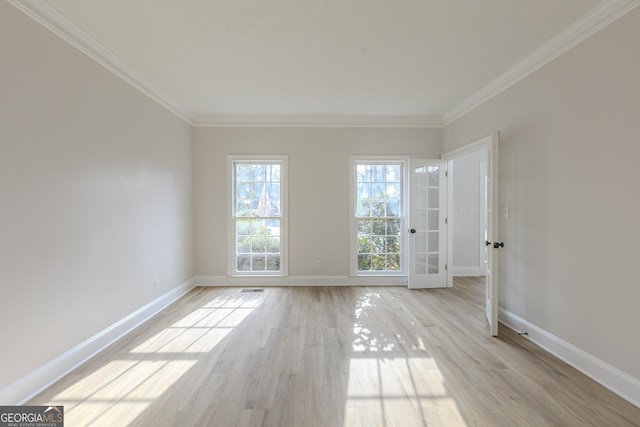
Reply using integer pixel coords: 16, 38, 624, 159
228, 156, 287, 276
350, 157, 407, 275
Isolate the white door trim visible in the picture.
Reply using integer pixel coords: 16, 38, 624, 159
442, 134, 494, 287
442, 132, 500, 336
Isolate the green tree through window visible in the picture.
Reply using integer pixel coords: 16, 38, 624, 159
355, 162, 402, 272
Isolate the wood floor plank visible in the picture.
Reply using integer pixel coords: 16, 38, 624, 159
28, 278, 640, 426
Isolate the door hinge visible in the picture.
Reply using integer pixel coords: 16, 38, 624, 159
445, 170, 448, 177
445, 264, 448, 271
445, 217, 448, 224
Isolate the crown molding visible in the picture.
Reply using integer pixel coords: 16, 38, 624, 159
192, 115, 443, 128
8, 0, 195, 125
443, 0, 640, 126
10, 0, 640, 130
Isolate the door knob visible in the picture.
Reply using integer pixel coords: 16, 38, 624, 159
485, 240, 491, 246
410, 228, 416, 234
493, 242, 504, 248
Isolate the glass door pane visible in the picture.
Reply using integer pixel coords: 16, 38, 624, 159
409, 160, 447, 289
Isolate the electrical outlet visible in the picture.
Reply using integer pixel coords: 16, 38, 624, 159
314, 260, 321, 268
154, 278, 159, 291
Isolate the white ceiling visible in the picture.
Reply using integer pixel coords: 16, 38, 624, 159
12, 0, 639, 126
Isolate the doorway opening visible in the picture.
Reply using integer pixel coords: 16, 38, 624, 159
442, 132, 500, 336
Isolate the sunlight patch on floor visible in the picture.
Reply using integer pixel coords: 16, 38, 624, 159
34, 292, 265, 427
344, 357, 467, 426
345, 292, 467, 426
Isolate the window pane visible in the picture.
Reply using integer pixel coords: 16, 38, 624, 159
267, 183, 280, 198
371, 201, 386, 217
237, 165, 251, 182
233, 160, 284, 274
428, 254, 439, 274
386, 236, 400, 253
428, 166, 439, 186
415, 254, 426, 274
372, 165, 386, 182
416, 232, 427, 253
237, 199, 251, 217
270, 165, 281, 183
386, 183, 400, 199
356, 164, 370, 183
415, 168, 427, 188
416, 191, 427, 210
251, 164, 266, 181
252, 236, 266, 252
267, 200, 281, 217
252, 183, 263, 198
386, 201, 399, 216
354, 161, 403, 273
372, 183, 385, 198
236, 237, 250, 253
428, 232, 439, 252
236, 219, 250, 235
416, 211, 427, 230
251, 254, 265, 271
372, 254, 386, 270
372, 219, 386, 235
358, 236, 371, 254
267, 255, 280, 271
251, 219, 265, 235
387, 219, 400, 235
357, 201, 371, 216
266, 219, 281, 236
387, 254, 400, 270
386, 165, 400, 182
428, 189, 439, 208
357, 183, 371, 200
266, 237, 280, 253
237, 183, 252, 198
357, 219, 371, 234
358, 254, 372, 271
371, 236, 385, 254
428, 210, 439, 230
237, 255, 250, 271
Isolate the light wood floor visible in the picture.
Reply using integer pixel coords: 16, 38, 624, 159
30, 277, 640, 426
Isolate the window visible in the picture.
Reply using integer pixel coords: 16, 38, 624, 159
350, 158, 407, 275
228, 156, 287, 276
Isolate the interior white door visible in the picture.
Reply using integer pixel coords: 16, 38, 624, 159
409, 160, 448, 289
486, 132, 500, 336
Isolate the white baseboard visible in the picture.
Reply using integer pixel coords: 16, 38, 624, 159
452, 266, 483, 276
1, 277, 197, 405
195, 275, 408, 287
499, 308, 640, 408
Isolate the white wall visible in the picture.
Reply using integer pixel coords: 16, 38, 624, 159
194, 127, 441, 278
0, 2, 194, 393
451, 149, 488, 276
443, 7, 640, 380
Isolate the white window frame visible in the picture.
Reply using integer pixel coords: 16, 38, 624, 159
227, 155, 288, 277
349, 156, 409, 276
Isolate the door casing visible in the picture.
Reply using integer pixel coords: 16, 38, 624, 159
442, 132, 500, 336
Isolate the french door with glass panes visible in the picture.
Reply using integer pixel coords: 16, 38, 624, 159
408, 160, 448, 289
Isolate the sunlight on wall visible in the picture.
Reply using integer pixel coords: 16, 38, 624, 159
42, 292, 264, 426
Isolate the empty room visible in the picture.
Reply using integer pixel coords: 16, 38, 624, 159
1, 0, 639, 426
